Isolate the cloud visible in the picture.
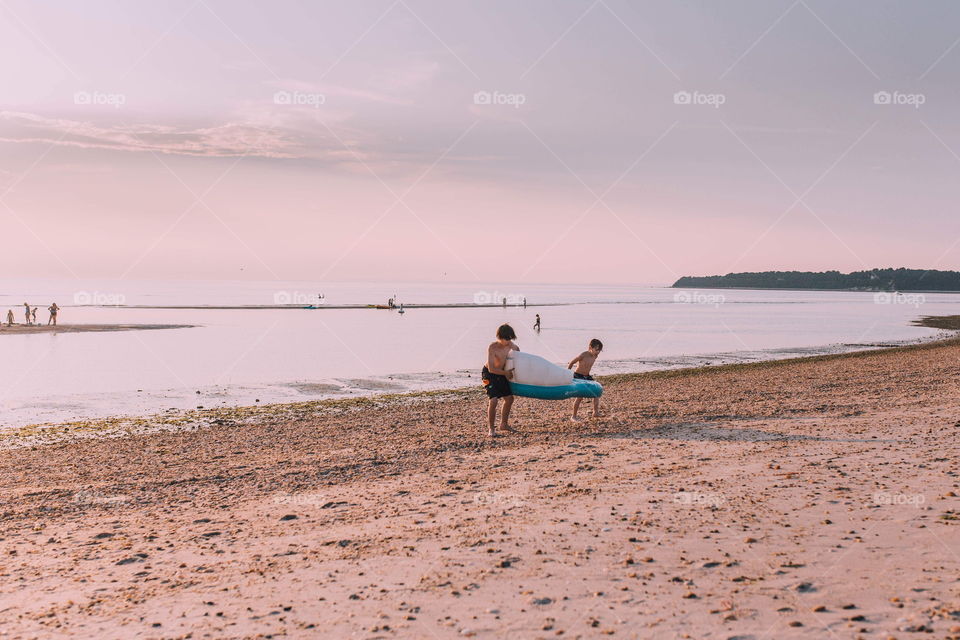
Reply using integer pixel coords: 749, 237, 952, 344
0, 110, 313, 159
0, 104, 482, 181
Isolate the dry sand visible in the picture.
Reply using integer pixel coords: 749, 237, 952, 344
0, 339, 958, 639
0, 324, 193, 336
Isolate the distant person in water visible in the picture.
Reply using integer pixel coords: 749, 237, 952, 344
47, 302, 59, 326
482, 323, 519, 438
533, 314, 541, 332
523, 297, 527, 308
6, 310, 13, 326
569, 338, 603, 420
23, 302, 31, 325
31, 307, 37, 324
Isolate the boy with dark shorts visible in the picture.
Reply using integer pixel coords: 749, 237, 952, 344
568, 338, 603, 420
482, 324, 519, 438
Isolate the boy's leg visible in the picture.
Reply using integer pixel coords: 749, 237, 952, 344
487, 397, 499, 436
500, 395, 516, 432
592, 397, 601, 417
571, 397, 583, 421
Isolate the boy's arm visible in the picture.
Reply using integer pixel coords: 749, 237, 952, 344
486, 346, 513, 377
567, 353, 582, 369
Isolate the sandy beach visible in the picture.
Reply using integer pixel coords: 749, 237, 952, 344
1, 337, 958, 639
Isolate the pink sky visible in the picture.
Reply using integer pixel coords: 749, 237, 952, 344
1, 0, 959, 284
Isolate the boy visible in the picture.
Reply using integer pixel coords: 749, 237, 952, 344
482, 324, 519, 438
568, 338, 603, 420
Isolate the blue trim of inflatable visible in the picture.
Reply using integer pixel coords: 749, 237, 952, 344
509, 379, 603, 400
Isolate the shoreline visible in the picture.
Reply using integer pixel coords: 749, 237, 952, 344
2, 330, 951, 445
81, 302, 572, 310
0, 323, 194, 335
672, 284, 960, 294
0, 319, 958, 636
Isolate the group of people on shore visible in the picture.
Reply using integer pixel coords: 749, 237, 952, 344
3, 302, 58, 328
482, 322, 603, 438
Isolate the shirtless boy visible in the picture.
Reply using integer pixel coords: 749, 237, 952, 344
482, 324, 520, 438
568, 338, 603, 420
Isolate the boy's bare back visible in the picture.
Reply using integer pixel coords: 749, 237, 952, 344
573, 350, 598, 376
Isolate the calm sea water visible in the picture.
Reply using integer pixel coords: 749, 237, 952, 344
0, 279, 956, 428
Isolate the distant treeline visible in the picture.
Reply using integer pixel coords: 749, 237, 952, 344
672, 268, 960, 292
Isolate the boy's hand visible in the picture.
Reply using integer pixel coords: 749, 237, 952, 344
505, 370, 514, 380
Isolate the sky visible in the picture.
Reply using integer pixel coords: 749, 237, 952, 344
1, 0, 959, 285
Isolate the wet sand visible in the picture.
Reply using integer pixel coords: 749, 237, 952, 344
0, 338, 958, 638
0, 324, 194, 335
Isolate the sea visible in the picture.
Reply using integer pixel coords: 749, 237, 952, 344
0, 278, 956, 429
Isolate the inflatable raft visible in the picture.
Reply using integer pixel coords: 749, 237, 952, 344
505, 351, 603, 400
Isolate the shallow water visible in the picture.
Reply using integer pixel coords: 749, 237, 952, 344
0, 279, 956, 428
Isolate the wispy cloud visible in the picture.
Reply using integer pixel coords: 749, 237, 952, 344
0, 110, 304, 159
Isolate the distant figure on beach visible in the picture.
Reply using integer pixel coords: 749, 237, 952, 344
31, 307, 37, 324
47, 302, 59, 326
533, 314, 541, 332
502, 297, 506, 308
482, 324, 519, 438
568, 339, 604, 421
23, 302, 31, 325
6, 310, 13, 326
523, 297, 527, 308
